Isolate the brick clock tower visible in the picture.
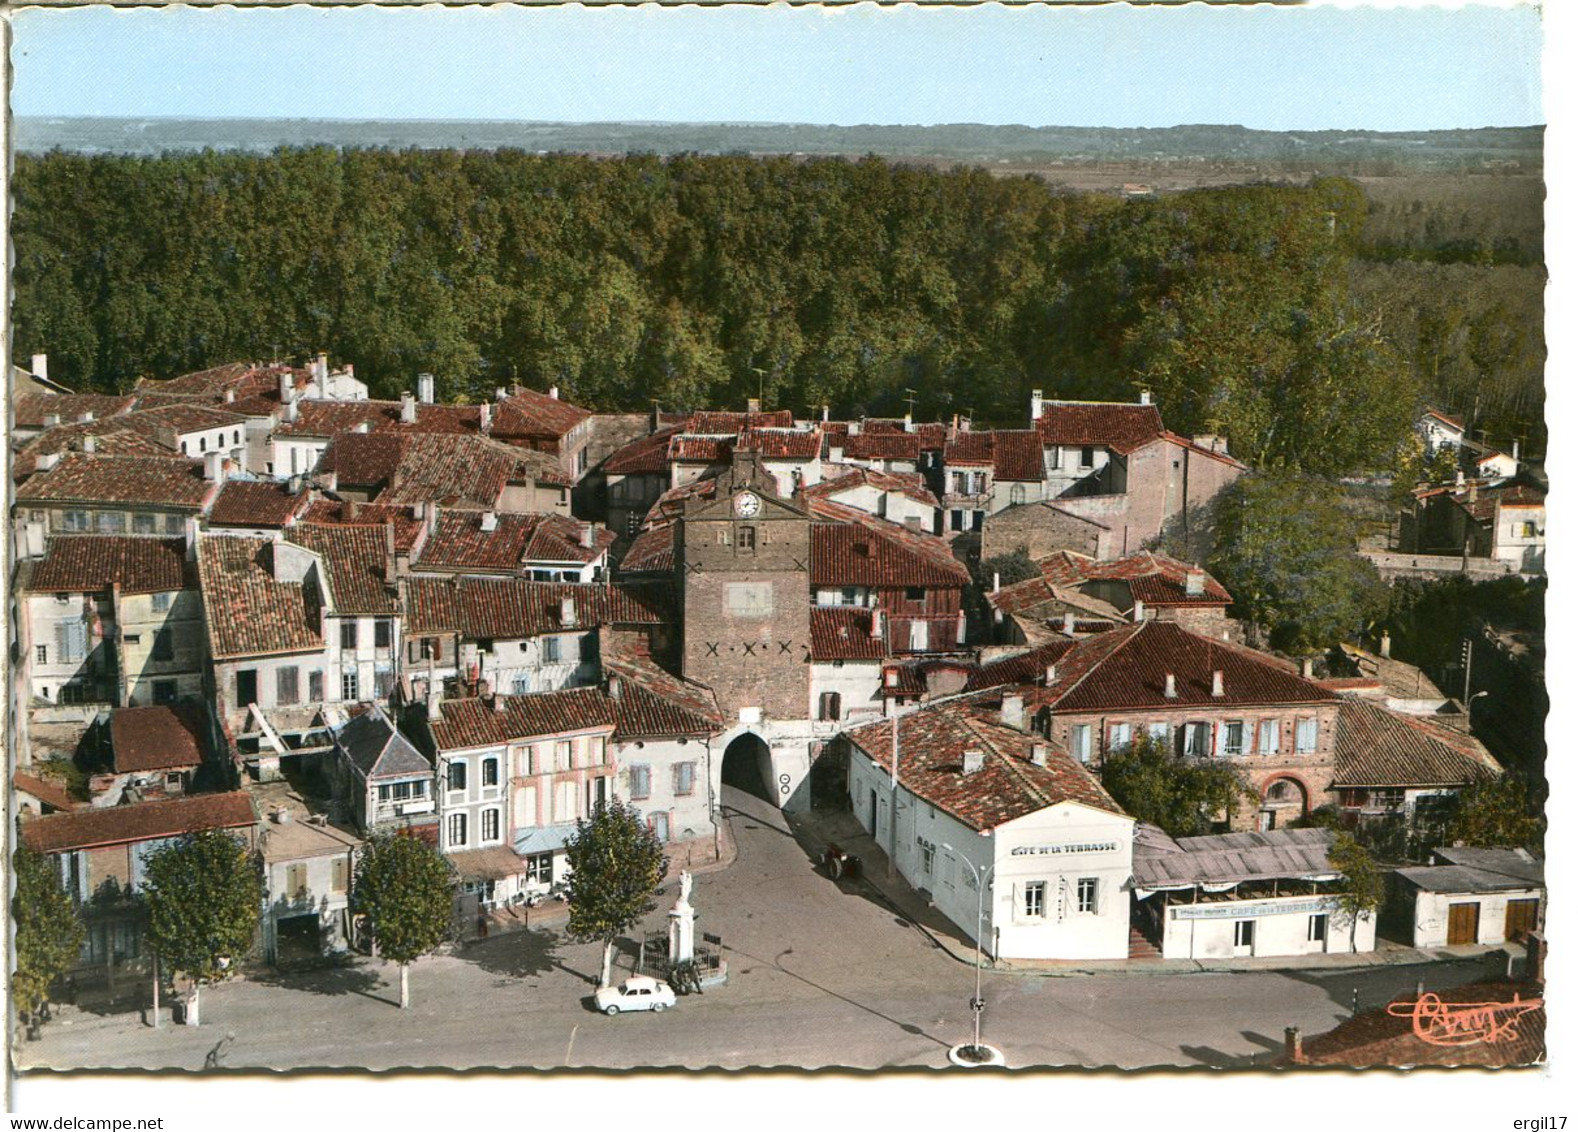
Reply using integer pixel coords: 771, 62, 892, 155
678, 451, 812, 722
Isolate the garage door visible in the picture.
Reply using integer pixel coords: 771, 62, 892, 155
1447, 902, 1481, 946
1504, 898, 1540, 941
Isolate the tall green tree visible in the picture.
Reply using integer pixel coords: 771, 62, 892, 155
1326, 832, 1384, 951
564, 800, 669, 989
351, 832, 455, 1009
1445, 777, 1543, 851
11, 847, 85, 1035
142, 831, 262, 1026
1098, 733, 1253, 839
1209, 471, 1386, 652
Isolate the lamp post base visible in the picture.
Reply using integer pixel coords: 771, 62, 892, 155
947, 1042, 1006, 1068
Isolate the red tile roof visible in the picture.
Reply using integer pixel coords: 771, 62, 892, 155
414, 511, 610, 574
23, 536, 189, 595
16, 422, 180, 469
810, 607, 888, 661
20, 791, 258, 855
403, 578, 668, 639
942, 431, 995, 466
810, 511, 970, 589
741, 427, 823, 460
668, 434, 734, 464
620, 524, 677, 574
844, 695, 1127, 830
134, 361, 259, 398
196, 536, 325, 659
1451, 483, 1546, 523
991, 430, 1046, 481
488, 386, 592, 442
844, 431, 922, 461
296, 500, 425, 552
1027, 621, 1334, 713
605, 655, 724, 738
1039, 551, 1232, 606
111, 703, 207, 772
805, 467, 940, 509
12, 772, 78, 812
984, 575, 1061, 617
1036, 401, 1165, 454
132, 403, 248, 436
286, 525, 400, 616
16, 454, 214, 510
13, 393, 137, 429
1333, 699, 1502, 788
603, 427, 682, 475
860, 419, 948, 450
687, 410, 794, 433
1422, 407, 1466, 431
430, 688, 615, 751
207, 480, 308, 529
966, 640, 1078, 691
275, 400, 481, 439
320, 432, 409, 489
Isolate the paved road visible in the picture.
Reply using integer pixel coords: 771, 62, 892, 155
19, 788, 1493, 1072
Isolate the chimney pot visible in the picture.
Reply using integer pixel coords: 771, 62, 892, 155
821, 404, 830, 423
1164, 673, 1177, 698
962, 749, 985, 776
1139, 390, 1152, 406
1030, 389, 1044, 423
401, 392, 417, 424
548, 386, 560, 400
417, 373, 436, 404
1284, 1027, 1303, 1064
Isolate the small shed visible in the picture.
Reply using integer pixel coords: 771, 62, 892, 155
1393, 846, 1544, 948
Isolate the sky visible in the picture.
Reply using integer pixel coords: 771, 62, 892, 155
9, 2, 1544, 131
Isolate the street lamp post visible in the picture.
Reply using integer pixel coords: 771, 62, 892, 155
941, 843, 994, 1058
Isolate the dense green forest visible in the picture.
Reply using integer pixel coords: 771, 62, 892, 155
9, 148, 1544, 472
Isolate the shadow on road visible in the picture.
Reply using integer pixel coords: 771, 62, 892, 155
250, 960, 390, 1005
726, 942, 952, 1050
460, 928, 565, 981
1178, 1043, 1259, 1068
1280, 956, 1493, 1016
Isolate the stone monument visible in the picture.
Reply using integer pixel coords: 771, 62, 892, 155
668, 870, 696, 964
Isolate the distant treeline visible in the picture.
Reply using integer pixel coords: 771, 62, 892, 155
9, 148, 1544, 473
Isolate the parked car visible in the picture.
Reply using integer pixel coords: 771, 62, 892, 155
595, 976, 677, 1016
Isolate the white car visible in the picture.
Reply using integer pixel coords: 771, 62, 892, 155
595, 976, 677, 1016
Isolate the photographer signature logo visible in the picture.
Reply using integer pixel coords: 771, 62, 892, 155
1386, 992, 1542, 1047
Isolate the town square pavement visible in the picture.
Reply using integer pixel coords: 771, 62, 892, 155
17, 788, 1495, 1074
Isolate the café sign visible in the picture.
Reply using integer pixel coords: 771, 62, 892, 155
1010, 841, 1120, 858
1172, 897, 1338, 920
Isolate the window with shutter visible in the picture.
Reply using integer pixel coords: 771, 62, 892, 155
1258, 719, 1281, 754
277, 666, 300, 706
331, 858, 348, 893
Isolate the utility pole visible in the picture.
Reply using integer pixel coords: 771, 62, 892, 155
888, 712, 899, 881
1461, 637, 1474, 704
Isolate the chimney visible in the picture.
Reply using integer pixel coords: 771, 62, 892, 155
1030, 743, 1049, 767
1512, 440, 1521, 464
204, 450, 226, 482
608, 675, 622, 701
1164, 673, 1177, 698
493, 692, 508, 713
345, 498, 359, 521
279, 371, 293, 403
31, 353, 47, 382
283, 399, 299, 424
42, 412, 61, 429
1139, 390, 1152, 406
548, 386, 560, 400
992, 571, 1001, 594
1063, 610, 1076, 637
1454, 468, 1465, 488
1001, 694, 1025, 731
579, 523, 596, 549
560, 596, 578, 628
225, 388, 236, 404
36, 452, 60, 472
480, 511, 498, 532
1132, 599, 1145, 622
1380, 631, 1392, 659
78, 411, 95, 424
495, 387, 509, 402
1284, 1027, 1304, 1064
962, 749, 985, 776
747, 397, 761, 415
956, 609, 967, 644
1185, 569, 1206, 597
1468, 483, 1478, 504
1044, 663, 1057, 686
1211, 670, 1224, 698
83, 435, 97, 454
904, 412, 914, 434
417, 373, 436, 404
1300, 658, 1315, 679
354, 421, 371, 434
401, 392, 417, 424
959, 415, 971, 433
821, 404, 830, 423
903, 516, 922, 532
1030, 389, 1044, 423
869, 608, 884, 640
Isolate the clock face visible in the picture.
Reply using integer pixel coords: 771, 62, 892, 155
734, 491, 762, 518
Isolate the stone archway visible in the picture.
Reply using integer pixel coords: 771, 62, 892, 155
721, 732, 775, 804
1258, 775, 1310, 831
